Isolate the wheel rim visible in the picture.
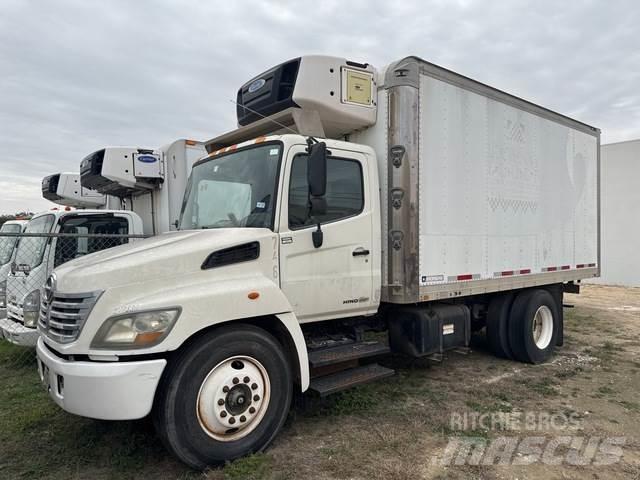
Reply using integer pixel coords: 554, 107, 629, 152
532, 305, 554, 349
197, 355, 271, 442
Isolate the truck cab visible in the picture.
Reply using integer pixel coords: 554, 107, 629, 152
1, 208, 143, 346
0, 219, 28, 319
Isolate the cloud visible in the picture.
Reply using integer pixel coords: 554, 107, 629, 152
0, 0, 638, 213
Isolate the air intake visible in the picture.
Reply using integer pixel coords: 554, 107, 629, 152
201, 242, 260, 270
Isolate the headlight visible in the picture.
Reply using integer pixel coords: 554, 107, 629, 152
0, 280, 6, 308
91, 308, 180, 349
23, 289, 40, 328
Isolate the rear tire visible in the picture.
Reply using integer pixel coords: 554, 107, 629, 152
153, 324, 293, 470
486, 293, 515, 359
508, 289, 560, 364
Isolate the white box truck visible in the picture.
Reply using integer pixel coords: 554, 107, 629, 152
35, 56, 599, 469
80, 139, 206, 234
0, 219, 28, 319
41, 172, 120, 209
0, 171, 146, 346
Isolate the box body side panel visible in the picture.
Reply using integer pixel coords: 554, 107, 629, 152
416, 73, 599, 300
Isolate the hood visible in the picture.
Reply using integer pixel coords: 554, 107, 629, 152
54, 228, 275, 292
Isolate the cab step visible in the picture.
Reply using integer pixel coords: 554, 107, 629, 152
308, 363, 395, 397
308, 341, 390, 368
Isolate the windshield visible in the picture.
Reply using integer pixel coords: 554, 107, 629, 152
14, 215, 55, 269
179, 143, 281, 230
0, 223, 22, 265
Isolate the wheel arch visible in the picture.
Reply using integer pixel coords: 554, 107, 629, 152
170, 312, 309, 392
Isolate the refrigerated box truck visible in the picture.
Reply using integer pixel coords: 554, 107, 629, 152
35, 56, 599, 469
80, 139, 206, 234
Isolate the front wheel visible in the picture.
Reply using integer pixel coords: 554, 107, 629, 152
153, 324, 293, 470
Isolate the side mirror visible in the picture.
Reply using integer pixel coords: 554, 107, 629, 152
307, 142, 327, 197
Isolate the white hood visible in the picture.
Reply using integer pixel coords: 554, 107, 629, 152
54, 228, 275, 292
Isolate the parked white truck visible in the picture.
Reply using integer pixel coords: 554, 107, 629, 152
0, 219, 28, 319
35, 56, 599, 469
1, 171, 146, 346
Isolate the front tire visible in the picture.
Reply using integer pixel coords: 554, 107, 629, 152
508, 289, 560, 364
153, 324, 293, 470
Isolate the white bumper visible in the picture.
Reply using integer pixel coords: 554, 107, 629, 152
0, 317, 39, 347
36, 337, 166, 420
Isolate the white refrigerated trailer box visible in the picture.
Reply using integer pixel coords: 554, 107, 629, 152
372, 58, 600, 303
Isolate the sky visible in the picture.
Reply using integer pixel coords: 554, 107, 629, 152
1, 0, 639, 214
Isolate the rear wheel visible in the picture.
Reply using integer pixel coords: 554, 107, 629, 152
486, 293, 515, 359
153, 324, 293, 470
508, 289, 560, 364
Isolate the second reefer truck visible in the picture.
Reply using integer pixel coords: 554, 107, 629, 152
36, 56, 599, 468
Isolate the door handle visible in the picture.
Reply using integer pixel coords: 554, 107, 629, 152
352, 248, 370, 257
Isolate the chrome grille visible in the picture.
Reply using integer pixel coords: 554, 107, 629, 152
39, 290, 101, 343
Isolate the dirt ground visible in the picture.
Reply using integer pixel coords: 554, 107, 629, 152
1, 284, 639, 479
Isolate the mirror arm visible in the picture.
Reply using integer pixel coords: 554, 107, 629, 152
312, 222, 323, 249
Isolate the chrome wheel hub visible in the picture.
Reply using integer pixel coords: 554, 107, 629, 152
197, 356, 270, 442
532, 305, 553, 349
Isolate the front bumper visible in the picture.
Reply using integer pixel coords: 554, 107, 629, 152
36, 337, 167, 420
0, 318, 39, 346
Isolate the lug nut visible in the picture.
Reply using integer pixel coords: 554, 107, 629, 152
249, 407, 256, 414
232, 377, 239, 384
229, 417, 236, 424
218, 399, 225, 406
240, 415, 246, 422
243, 376, 250, 383
222, 386, 229, 393
251, 383, 258, 390
253, 395, 260, 401
220, 411, 227, 418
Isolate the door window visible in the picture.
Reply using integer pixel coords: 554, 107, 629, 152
288, 155, 364, 229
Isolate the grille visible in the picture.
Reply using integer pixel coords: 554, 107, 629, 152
39, 290, 101, 343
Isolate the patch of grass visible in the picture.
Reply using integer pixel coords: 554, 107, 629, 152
0, 341, 192, 480
222, 454, 272, 480
555, 366, 583, 379
464, 400, 512, 414
524, 377, 559, 397
601, 341, 616, 352
618, 400, 640, 412
592, 385, 617, 399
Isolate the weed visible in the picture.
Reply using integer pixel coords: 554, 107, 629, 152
223, 454, 272, 480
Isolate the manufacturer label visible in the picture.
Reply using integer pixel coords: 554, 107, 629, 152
421, 274, 445, 285
443, 324, 455, 335
248, 78, 266, 93
137, 155, 158, 164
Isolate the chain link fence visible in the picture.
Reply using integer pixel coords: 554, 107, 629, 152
0, 232, 148, 369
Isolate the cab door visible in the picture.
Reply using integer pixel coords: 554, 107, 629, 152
278, 145, 375, 322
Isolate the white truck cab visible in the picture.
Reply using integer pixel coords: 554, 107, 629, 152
0, 219, 28, 319
1, 208, 143, 346
35, 56, 599, 469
